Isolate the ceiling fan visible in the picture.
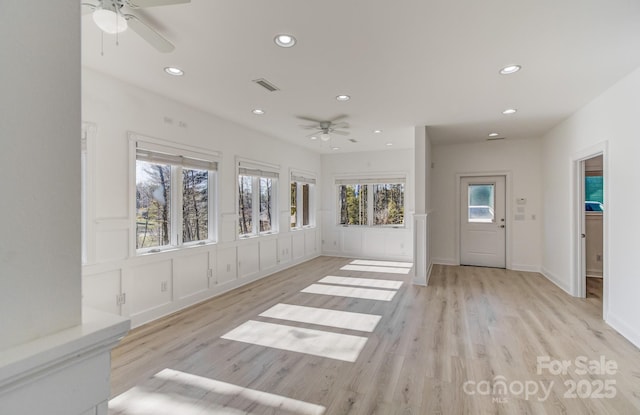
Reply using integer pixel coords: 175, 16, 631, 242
82, 0, 190, 53
297, 115, 350, 141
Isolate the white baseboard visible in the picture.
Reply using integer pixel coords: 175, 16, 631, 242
510, 264, 541, 273
425, 261, 433, 285
320, 250, 413, 263
540, 267, 572, 295
432, 258, 458, 266
606, 312, 640, 350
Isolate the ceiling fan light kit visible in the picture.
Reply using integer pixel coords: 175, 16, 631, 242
93, 6, 128, 34
85, 0, 190, 53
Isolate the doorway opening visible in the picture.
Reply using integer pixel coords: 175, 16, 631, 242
573, 145, 607, 318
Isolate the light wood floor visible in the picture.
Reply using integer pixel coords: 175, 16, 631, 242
109, 257, 640, 414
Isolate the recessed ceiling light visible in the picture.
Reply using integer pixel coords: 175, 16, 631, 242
310, 136, 318, 140
336, 95, 350, 101
164, 67, 184, 76
386, 142, 393, 146
488, 132, 500, 137
500, 65, 522, 75
373, 129, 382, 134
274, 34, 296, 48
502, 108, 517, 115
331, 147, 340, 151
252, 109, 265, 115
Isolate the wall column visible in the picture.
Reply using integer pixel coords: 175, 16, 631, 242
413, 126, 432, 285
0, 2, 129, 414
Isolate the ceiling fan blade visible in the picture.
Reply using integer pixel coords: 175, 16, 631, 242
332, 122, 349, 129
332, 130, 350, 136
125, 14, 175, 53
299, 125, 320, 130
81, 2, 97, 15
126, 0, 190, 8
296, 115, 323, 123
328, 114, 348, 123
305, 131, 321, 138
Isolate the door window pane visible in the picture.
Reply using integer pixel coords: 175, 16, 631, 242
182, 168, 208, 243
468, 184, 495, 223
136, 160, 172, 248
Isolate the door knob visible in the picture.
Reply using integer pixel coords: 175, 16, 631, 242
581, 233, 586, 238
500, 225, 505, 228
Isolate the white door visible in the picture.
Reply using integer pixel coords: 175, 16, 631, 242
460, 176, 506, 268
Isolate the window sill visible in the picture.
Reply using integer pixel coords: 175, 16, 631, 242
136, 241, 217, 256
238, 232, 279, 240
337, 224, 406, 230
290, 226, 316, 232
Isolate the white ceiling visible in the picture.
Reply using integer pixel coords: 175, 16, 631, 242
82, 0, 640, 153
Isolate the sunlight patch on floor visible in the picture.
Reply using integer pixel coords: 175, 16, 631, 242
301, 283, 397, 301
221, 320, 368, 362
318, 275, 403, 290
350, 259, 413, 268
109, 386, 245, 415
109, 368, 326, 415
340, 264, 412, 274
259, 303, 382, 332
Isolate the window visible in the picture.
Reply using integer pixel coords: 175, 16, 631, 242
136, 160, 172, 248
182, 168, 209, 242
339, 184, 368, 225
81, 130, 87, 264
291, 172, 316, 229
259, 177, 273, 232
81, 122, 96, 265
373, 183, 404, 225
238, 163, 279, 237
135, 141, 218, 252
585, 173, 603, 212
238, 175, 253, 235
337, 177, 405, 226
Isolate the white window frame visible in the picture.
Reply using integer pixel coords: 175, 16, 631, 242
237, 158, 280, 238
290, 169, 317, 230
130, 133, 220, 255
335, 174, 407, 228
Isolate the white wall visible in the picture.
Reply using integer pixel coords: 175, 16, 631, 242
0, 1, 81, 350
82, 69, 321, 327
431, 137, 542, 271
542, 65, 640, 347
320, 149, 414, 261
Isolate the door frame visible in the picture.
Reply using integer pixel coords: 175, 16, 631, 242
571, 141, 608, 318
455, 171, 512, 269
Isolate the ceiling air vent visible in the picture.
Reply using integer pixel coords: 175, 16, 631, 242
487, 137, 505, 141
252, 78, 280, 92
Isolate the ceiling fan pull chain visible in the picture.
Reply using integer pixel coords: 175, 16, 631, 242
115, 11, 120, 46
